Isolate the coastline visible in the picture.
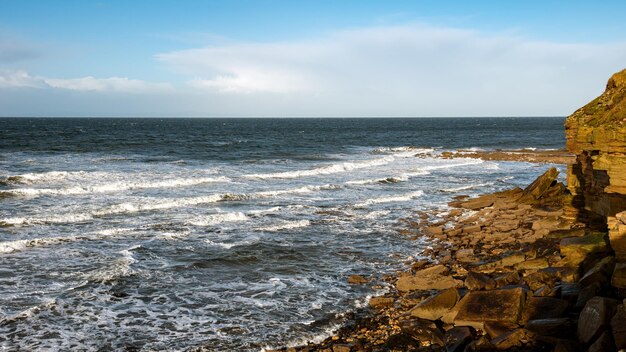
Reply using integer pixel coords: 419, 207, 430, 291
266, 161, 577, 352
265, 69, 626, 352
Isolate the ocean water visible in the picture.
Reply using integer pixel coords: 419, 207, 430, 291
0, 117, 566, 351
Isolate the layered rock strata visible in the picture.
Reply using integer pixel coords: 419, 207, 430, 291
565, 69, 626, 290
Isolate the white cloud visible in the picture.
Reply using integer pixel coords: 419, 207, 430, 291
0, 69, 172, 93
0, 69, 46, 88
154, 24, 626, 116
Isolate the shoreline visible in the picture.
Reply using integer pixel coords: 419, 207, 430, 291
267, 163, 581, 352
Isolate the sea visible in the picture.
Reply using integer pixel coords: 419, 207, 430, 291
0, 117, 566, 351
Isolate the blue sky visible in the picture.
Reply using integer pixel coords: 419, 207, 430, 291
1, 0, 626, 117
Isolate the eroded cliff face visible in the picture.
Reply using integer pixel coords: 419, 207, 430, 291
566, 68, 626, 288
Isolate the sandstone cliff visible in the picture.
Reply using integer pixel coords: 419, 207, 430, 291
566, 68, 626, 290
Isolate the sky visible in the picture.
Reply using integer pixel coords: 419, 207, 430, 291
1, 0, 626, 117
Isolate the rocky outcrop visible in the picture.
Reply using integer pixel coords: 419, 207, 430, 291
565, 68, 626, 221
566, 69, 626, 293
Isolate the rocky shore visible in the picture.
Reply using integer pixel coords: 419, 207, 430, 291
268, 69, 626, 352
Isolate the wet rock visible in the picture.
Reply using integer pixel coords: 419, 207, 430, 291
347, 275, 369, 285
444, 326, 472, 352
578, 296, 621, 344
464, 271, 496, 291
398, 318, 444, 346
521, 297, 569, 323
409, 288, 460, 321
396, 265, 462, 292
454, 287, 525, 330
369, 297, 395, 310
559, 283, 581, 305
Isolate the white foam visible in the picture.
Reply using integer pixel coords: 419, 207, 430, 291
86, 245, 140, 282
205, 237, 258, 249
188, 212, 248, 226
258, 220, 311, 232
346, 175, 409, 185
244, 156, 394, 179
1, 176, 231, 198
440, 183, 489, 192
354, 190, 424, 208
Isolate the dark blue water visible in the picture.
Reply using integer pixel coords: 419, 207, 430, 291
0, 117, 566, 351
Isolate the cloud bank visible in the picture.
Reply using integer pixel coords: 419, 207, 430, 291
0, 69, 172, 93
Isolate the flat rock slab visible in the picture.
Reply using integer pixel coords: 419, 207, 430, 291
454, 287, 525, 330
409, 288, 460, 321
396, 265, 463, 292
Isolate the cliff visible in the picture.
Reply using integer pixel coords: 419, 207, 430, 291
565, 68, 626, 290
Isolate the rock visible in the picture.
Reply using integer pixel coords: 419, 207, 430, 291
559, 232, 609, 266
519, 167, 560, 203
525, 318, 576, 339
454, 287, 525, 330
490, 328, 535, 350
553, 339, 583, 352
369, 296, 395, 310
611, 262, 626, 289
609, 212, 626, 260
575, 281, 602, 309
588, 331, 616, 352
398, 318, 445, 346
578, 296, 621, 344
612, 304, 626, 349
579, 256, 615, 288
474, 254, 525, 273
331, 345, 351, 352
347, 275, 368, 285
483, 321, 519, 339
409, 288, 460, 321
514, 257, 550, 270
396, 265, 462, 292
444, 326, 472, 352
493, 271, 521, 288
464, 271, 496, 291
521, 297, 569, 323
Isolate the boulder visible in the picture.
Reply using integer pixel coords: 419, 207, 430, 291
520, 297, 569, 324
454, 287, 525, 330
464, 271, 496, 291
525, 318, 575, 339
579, 256, 615, 288
396, 265, 462, 292
444, 326, 472, 352
578, 296, 621, 344
409, 288, 460, 321
611, 304, 626, 349
588, 331, 616, 352
399, 318, 444, 346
